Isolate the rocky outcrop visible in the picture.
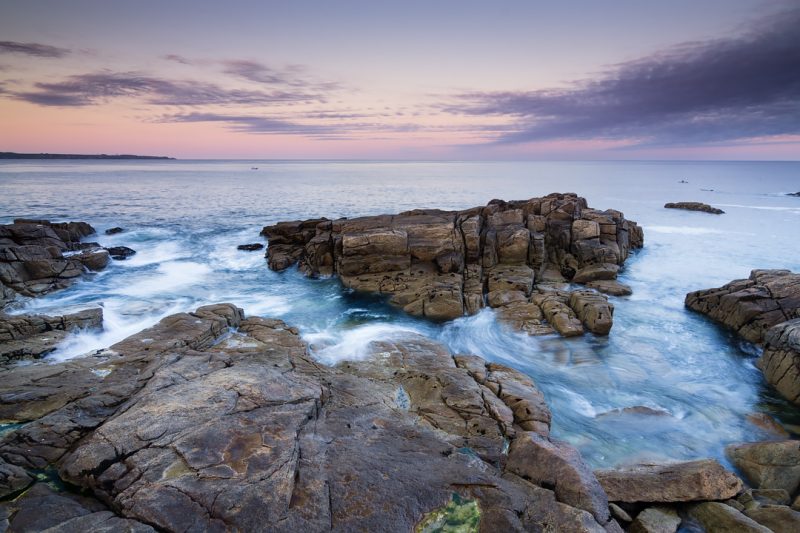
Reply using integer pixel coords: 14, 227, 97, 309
686, 269, 800, 405
105, 245, 136, 260
664, 202, 725, 214
0, 307, 103, 363
105, 227, 124, 235
263, 193, 643, 337
0, 219, 108, 303
594, 459, 743, 503
0, 304, 624, 532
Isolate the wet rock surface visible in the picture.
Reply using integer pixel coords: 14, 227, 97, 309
0, 308, 103, 364
104, 245, 137, 260
664, 202, 725, 214
686, 269, 800, 405
237, 243, 264, 251
263, 193, 643, 337
0, 303, 628, 532
0, 219, 107, 303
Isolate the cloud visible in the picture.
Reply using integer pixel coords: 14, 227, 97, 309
11, 70, 328, 107
163, 112, 340, 136
162, 54, 192, 65
0, 41, 70, 58
441, 7, 800, 147
221, 59, 341, 93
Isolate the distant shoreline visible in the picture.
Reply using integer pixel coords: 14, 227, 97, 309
0, 152, 175, 160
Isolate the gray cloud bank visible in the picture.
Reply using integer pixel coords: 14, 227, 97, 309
442, 7, 800, 147
0, 41, 70, 58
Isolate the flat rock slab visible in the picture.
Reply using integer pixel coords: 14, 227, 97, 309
595, 459, 742, 503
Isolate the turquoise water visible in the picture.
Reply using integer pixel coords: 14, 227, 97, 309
1, 159, 799, 467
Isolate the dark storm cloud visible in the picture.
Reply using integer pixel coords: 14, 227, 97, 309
11, 71, 328, 107
0, 41, 70, 58
442, 8, 800, 146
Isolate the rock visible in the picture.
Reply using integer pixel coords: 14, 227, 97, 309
573, 263, 620, 283
747, 413, 790, 438
506, 432, 610, 524
664, 202, 725, 214
0, 458, 33, 498
532, 290, 584, 337
104, 227, 124, 235
688, 502, 771, 532
0, 219, 106, 301
569, 290, 614, 335
751, 489, 791, 505
628, 506, 681, 533
726, 440, 800, 494
609, 502, 632, 523
685, 269, 800, 344
787, 192, 800, 197
0, 308, 103, 364
263, 194, 643, 337
104, 246, 137, 260
586, 280, 633, 296
744, 505, 800, 533
0, 303, 615, 532
759, 319, 800, 405
595, 459, 742, 503
237, 243, 264, 251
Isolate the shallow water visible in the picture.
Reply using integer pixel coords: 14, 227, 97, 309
2, 159, 799, 467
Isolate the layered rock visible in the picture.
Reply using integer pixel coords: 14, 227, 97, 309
686, 269, 800, 405
664, 202, 725, 214
0, 219, 109, 303
0, 304, 623, 532
0, 307, 103, 364
263, 193, 643, 336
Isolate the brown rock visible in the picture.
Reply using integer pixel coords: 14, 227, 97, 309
744, 505, 800, 533
664, 202, 725, 214
726, 440, 800, 494
573, 263, 620, 283
595, 459, 743, 503
758, 319, 800, 405
586, 280, 633, 296
0, 308, 103, 364
628, 506, 681, 533
569, 290, 614, 335
688, 502, 771, 532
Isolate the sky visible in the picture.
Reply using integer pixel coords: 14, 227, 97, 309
0, 0, 798, 160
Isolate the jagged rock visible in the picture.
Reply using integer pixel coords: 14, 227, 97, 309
745, 505, 800, 533
628, 506, 681, 533
726, 440, 800, 494
685, 269, 800, 344
0, 219, 106, 301
664, 202, 725, 214
0, 304, 615, 532
0, 308, 103, 363
532, 290, 584, 337
586, 280, 633, 296
104, 246, 137, 260
237, 243, 264, 251
263, 194, 643, 337
104, 227, 124, 235
569, 290, 614, 335
688, 502, 771, 532
595, 459, 742, 503
759, 319, 800, 405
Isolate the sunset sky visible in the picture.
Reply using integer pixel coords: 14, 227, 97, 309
1, 0, 798, 159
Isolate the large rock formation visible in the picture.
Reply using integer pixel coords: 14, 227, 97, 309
0, 304, 625, 532
686, 269, 800, 405
0, 307, 103, 364
263, 193, 643, 337
0, 219, 109, 304
664, 202, 725, 214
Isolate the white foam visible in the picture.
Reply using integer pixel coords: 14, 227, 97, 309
714, 203, 800, 212
114, 261, 211, 297
308, 323, 423, 365
120, 240, 191, 267
645, 225, 725, 235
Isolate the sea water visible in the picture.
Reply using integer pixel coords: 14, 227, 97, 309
2, 159, 799, 467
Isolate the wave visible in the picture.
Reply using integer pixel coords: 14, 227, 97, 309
307, 322, 424, 365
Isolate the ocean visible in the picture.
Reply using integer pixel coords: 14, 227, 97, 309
2, 159, 799, 468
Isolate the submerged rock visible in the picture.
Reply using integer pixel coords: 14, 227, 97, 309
0, 303, 622, 532
104, 226, 124, 235
594, 459, 742, 503
664, 202, 725, 214
104, 245, 136, 260
237, 243, 264, 251
0, 219, 107, 302
0, 307, 103, 364
686, 269, 800, 405
263, 193, 643, 337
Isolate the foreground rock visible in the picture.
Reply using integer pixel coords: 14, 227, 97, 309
595, 459, 742, 503
0, 307, 102, 363
688, 502, 771, 532
727, 441, 800, 495
686, 269, 800, 405
0, 219, 108, 304
664, 202, 725, 214
0, 304, 623, 532
263, 193, 643, 337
